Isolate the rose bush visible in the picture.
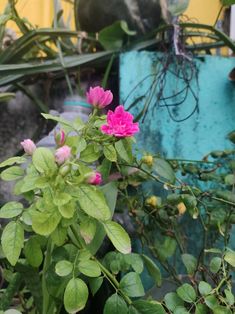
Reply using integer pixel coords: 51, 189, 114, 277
0, 86, 234, 314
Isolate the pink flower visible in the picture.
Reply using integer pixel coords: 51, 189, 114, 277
86, 86, 113, 109
20, 139, 36, 155
87, 171, 102, 185
55, 145, 71, 165
100, 105, 139, 138
54, 129, 66, 146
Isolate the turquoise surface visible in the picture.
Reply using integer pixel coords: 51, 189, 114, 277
120, 52, 235, 159
119, 52, 235, 288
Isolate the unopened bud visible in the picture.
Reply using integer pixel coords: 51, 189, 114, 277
141, 155, 153, 166
20, 139, 36, 155
177, 202, 186, 215
86, 171, 102, 185
55, 145, 71, 165
59, 164, 71, 176
54, 129, 66, 147
145, 196, 158, 208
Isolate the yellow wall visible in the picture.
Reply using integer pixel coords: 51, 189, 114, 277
186, 0, 222, 25
0, 0, 75, 34
0, 0, 222, 33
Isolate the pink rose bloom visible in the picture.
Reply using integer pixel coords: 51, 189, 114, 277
86, 86, 113, 109
55, 145, 71, 165
87, 171, 102, 185
54, 129, 66, 146
20, 139, 36, 155
100, 105, 139, 138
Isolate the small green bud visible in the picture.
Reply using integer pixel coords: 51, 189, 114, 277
141, 155, 153, 166
145, 196, 158, 208
59, 164, 71, 177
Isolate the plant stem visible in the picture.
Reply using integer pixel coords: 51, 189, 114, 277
96, 260, 132, 305
42, 238, 53, 314
70, 225, 132, 306
214, 5, 224, 27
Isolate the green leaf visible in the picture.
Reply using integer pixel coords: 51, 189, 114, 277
0, 201, 23, 218
174, 306, 189, 314
176, 283, 196, 303
168, 0, 190, 16
132, 300, 166, 314
53, 192, 72, 206
221, 0, 235, 6
78, 260, 101, 277
89, 277, 103, 296
104, 144, 117, 162
24, 237, 43, 268
80, 143, 101, 162
115, 139, 133, 163
195, 304, 208, 314
58, 201, 75, 219
45, 262, 68, 299
141, 254, 162, 286
1, 166, 24, 181
153, 158, 175, 183
164, 292, 184, 311
155, 236, 177, 261
1, 221, 24, 266
120, 21, 136, 35
224, 289, 234, 306
215, 190, 235, 203
181, 254, 197, 276
198, 281, 212, 296
99, 20, 136, 50
224, 250, 235, 267
209, 257, 222, 273
4, 310, 22, 314
225, 174, 235, 185
130, 253, 144, 274
55, 260, 73, 277
0, 92, 15, 102
64, 278, 88, 313
32, 147, 57, 174
51, 225, 67, 246
0, 156, 26, 168
204, 295, 219, 310
103, 221, 131, 254
120, 272, 144, 297
80, 217, 97, 244
213, 306, 232, 314
104, 293, 128, 314
31, 210, 61, 236
42, 113, 73, 130
86, 183, 118, 255
73, 184, 111, 221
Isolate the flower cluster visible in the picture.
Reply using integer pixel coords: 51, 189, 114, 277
21, 86, 139, 187
86, 86, 139, 138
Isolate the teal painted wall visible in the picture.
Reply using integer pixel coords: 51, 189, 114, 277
120, 52, 235, 160
120, 52, 235, 287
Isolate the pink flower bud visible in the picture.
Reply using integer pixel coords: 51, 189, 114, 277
54, 129, 66, 146
87, 171, 102, 185
20, 139, 36, 155
86, 86, 113, 109
55, 145, 71, 165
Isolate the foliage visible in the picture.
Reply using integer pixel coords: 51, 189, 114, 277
0, 84, 234, 313
114, 131, 235, 314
